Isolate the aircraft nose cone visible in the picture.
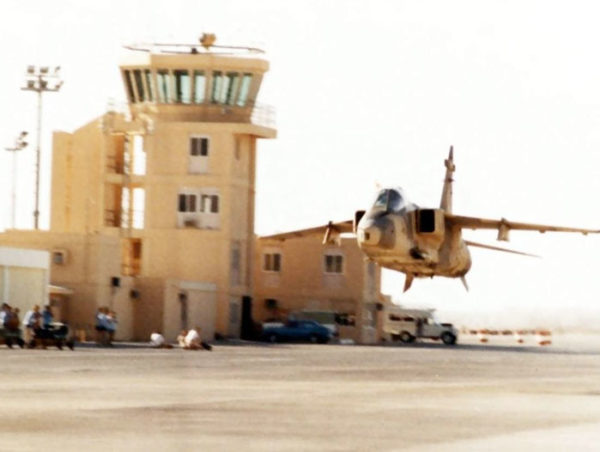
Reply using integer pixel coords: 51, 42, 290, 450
359, 225, 381, 246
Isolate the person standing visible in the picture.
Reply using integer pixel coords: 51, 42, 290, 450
22, 305, 41, 343
42, 305, 54, 329
95, 307, 108, 346
106, 310, 117, 346
0, 303, 9, 327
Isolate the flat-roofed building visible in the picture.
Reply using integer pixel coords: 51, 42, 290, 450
253, 236, 384, 344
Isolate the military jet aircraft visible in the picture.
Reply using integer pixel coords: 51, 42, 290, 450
262, 147, 599, 291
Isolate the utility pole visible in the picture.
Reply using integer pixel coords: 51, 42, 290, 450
21, 65, 63, 229
4, 131, 28, 229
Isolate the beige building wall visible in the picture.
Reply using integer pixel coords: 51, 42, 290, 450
0, 232, 135, 340
253, 236, 384, 343
0, 247, 49, 316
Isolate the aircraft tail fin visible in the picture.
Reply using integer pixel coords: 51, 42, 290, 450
440, 146, 455, 213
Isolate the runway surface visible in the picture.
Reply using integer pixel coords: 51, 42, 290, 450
0, 335, 598, 451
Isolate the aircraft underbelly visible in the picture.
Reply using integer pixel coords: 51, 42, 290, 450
372, 239, 471, 278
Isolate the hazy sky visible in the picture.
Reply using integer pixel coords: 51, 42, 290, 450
1, 0, 599, 328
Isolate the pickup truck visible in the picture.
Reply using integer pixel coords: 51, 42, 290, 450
383, 307, 457, 345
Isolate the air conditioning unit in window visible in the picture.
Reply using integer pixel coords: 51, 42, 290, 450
183, 217, 199, 228
52, 249, 68, 265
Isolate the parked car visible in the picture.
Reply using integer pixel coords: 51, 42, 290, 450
261, 320, 332, 344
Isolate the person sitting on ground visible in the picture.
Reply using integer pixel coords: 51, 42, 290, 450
184, 327, 202, 350
150, 330, 173, 349
177, 330, 188, 348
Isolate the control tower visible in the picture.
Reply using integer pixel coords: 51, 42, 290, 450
49, 35, 277, 340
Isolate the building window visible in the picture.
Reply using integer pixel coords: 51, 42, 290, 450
144, 69, 155, 102
174, 69, 191, 103
324, 254, 344, 274
177, 188, 220, 229
123, 70, 136, 103
133, 69, 146, 102
190, 137, 209, 157
212, 71, 224, 103
224, 72, 239, 105
263, 253, 281, 272
237, 73, 252, 106
157, 69, 171, 103
201, 194, 219, 213
194, 71, 205, 103
52, 250, 67, 265
178, 194, 197, 212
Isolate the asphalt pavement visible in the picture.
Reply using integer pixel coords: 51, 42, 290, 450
0, 335, 598, 451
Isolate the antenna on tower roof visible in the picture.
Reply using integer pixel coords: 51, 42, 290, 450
200, 33, 217, 50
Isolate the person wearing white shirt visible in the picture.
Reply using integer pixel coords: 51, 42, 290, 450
184, 327, 201, 350
22, 305, 41, 343
150, 331, 172, 348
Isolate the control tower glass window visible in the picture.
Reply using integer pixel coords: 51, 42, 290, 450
193, 71, 205, 103
123, 70, 136, 103
144, 69, 155, 102
236, 73, 253, 107
212, 71, 225, 103
133, 70, 146, 102
225, 72, 239, 105
157, 69, 172, 103
174, 70, 191, 104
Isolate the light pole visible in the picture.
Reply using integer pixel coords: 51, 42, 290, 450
4, 131, 28, 229
21, 65, 63, 229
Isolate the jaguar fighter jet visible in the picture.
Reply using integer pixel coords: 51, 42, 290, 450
263, 147, 599, 291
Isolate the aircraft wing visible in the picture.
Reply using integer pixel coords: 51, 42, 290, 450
464, 240, 539, 257
260, 220, 354, 243
447, 214, 600, 241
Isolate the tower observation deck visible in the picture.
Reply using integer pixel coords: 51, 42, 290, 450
120, 34, 275, 130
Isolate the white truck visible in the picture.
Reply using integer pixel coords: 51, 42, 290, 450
383, 307, 458, 345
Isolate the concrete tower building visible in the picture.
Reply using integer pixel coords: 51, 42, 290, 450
112, 39, 276, 340
1, 37, 276, 341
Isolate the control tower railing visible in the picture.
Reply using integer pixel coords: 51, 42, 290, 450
105, 100, 276, 129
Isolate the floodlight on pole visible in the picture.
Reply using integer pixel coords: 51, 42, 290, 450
4, 131, 29, 229
21, 64, 63, 230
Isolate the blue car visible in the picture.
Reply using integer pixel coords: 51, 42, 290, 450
261, 320, 332, 344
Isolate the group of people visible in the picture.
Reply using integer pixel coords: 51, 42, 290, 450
0, 303, 57, 344
94, 307, 118, 346
150, 327, 210, 350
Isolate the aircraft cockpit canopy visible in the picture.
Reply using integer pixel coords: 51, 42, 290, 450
370, 188, 406, 215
